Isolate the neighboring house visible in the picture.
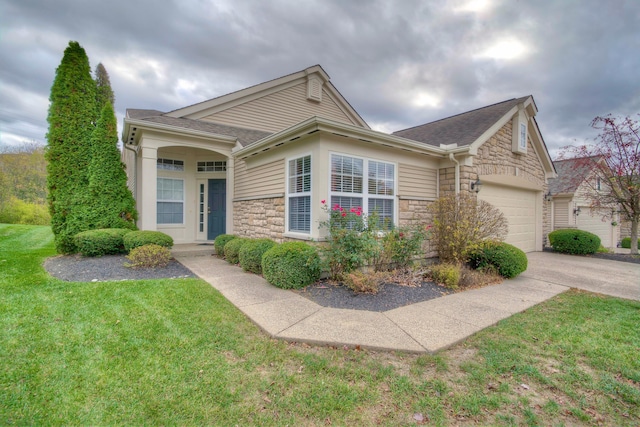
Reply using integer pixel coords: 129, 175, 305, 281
548, 157, 620, 248
121, 65, 556, 252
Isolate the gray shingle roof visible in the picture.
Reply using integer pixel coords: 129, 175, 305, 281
548, 157, 600, 194
393, 96, 530, 147
126, 109, 272, 147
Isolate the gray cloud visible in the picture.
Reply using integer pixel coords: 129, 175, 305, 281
1, 0, 638, 158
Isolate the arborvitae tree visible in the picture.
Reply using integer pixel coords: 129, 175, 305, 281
95, 62, 115, 109
84, 102, 138, 230
45, 41, 97, 253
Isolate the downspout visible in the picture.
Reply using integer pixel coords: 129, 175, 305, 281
449, 153, 460, 194
124, 143, 138, 200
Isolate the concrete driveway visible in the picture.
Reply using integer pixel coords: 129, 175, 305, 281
523, 252, 639, 301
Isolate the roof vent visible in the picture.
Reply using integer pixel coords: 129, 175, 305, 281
307, 75, 323, 102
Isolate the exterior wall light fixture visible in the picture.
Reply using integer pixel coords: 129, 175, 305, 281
573, 206, 581, 216
470, 178, 483, 193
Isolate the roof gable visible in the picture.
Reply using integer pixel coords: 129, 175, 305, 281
549, 156, 602, 194
392, 97, 531, 148
164, 65, 369, 132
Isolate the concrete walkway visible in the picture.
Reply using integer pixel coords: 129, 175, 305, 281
172, 248, 640, 353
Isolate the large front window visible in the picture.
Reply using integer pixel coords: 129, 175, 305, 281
330, 154, 395, 228
157, 178, 184, 224
287, 155, 311, 233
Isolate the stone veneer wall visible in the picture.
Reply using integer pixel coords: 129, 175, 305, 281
233, 197, 285, 242
438, 121, 553, 245
398, 198, 436, 258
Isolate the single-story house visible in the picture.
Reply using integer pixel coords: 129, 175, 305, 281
548, 157, 620, 248
122, 65, 556, 252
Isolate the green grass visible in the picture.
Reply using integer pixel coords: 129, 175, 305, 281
1, 224, 639, 425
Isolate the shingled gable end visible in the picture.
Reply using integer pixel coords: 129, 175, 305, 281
122, 65, 555, 252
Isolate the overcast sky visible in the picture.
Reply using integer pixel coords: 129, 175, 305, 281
1, 0, 638, 158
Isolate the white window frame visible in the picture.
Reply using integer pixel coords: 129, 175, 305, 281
329, 152, 396, 228
157, 177, 184, 225
286, 154, 312, 235
197, 160, 227, 172
157, 158, 184, 171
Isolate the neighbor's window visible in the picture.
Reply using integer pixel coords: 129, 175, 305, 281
157, 158, 184, 171
288, 155, 311, 233
330, 154, 395, 228
157, 178, 184, 224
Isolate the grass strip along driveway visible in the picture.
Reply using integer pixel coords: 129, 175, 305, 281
1, 224, 638, 426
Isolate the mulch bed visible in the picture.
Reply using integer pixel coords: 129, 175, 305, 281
44, 254, 196, 282
293, 280, 452, 312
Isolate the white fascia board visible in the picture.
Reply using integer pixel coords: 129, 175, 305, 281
232, 116, 450, 159
123, 118, 238, 145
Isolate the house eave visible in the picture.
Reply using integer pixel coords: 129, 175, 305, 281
122, 118, 238, 146
232, 116, 450, 160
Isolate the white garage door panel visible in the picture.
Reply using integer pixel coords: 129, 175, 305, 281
479, 184, 537, 252
577, 207, 611, 247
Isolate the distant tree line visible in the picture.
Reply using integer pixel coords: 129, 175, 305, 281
46, 41, 137, 253
0, 141, 50, 225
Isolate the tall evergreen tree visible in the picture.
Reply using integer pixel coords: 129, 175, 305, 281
95, 62, 115, 109
45, 41, 97, 253
85, 102, 138, 230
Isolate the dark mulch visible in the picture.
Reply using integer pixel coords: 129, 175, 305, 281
543, 247, 640, 264
293, 280, 452, 312
44, 254, 196, 282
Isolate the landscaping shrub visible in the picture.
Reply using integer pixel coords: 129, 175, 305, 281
548, 229, 601, 255
468, 241, 528, 279
428, 192, 508, 263
224, 238, 248, 264
342, 270, 389, 294
125, 244, 171, 268
214, 234, 237, 257
73, 228, 131, 257
372, 226, 427, 271
458, 265, 503, 288
238, 238, 277, 274
430, 263, 461, 289
262, 242, 322, 289
123, 230, 173, 251
620, 237, 640, 249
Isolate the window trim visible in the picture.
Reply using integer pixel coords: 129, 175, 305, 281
197, 160, 227, 172
157, 157, 185, 172
328, 152, 397, 227
157, 177, 185, 225
285, 153, 312, 235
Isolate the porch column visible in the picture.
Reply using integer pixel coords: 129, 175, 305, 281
226, 156, 234, 234
140, 146, 158, 231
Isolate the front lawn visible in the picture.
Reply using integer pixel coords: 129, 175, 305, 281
1, 224, 638, 425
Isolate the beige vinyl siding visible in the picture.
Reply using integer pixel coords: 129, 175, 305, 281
554, 200, 570, 229
202, 83, 358, 133
234, 158, 285, 199
398, 164, 437, 199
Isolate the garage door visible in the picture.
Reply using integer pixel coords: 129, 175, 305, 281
479, 184, 537, 252
577, 207, 612, 247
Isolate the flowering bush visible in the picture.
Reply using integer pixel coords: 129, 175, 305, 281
318, 201, 427, 278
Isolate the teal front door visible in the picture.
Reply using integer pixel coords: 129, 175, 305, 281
207, 179, 226, 240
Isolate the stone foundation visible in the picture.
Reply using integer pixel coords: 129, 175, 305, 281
233, 197, 285, 241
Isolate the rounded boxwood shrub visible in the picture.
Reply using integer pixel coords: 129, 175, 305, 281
620, 237, 640, 249
74, 228, 132, 257
468, 241, 528, 279
224, 238, 248, 264
262, 242, 322, 289
125, 244, 171, 268
238, 238, 277, 274
123, 230, 173, 251
548, 229, 600, 255
214, 234, 237, 257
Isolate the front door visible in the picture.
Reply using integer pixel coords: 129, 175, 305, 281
207, 179, 226, 240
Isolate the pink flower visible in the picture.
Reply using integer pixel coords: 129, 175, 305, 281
341, 213, 347, 217
340, 207, 344, 212
321, 199, 326, 204
355, 211, 361, 216
350, 208, 356, 213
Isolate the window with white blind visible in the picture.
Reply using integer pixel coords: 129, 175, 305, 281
287, 155, 311, 233
157, 158, 184, 171
157, 178, 184, 224
330, 154, 395, 228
